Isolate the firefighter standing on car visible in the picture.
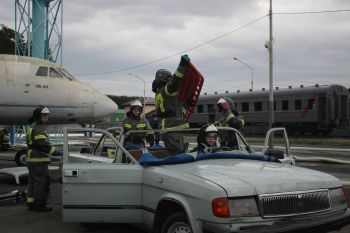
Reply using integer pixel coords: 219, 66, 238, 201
26, 106, 62, 212
152, 55, 191, 155
215, 97, 245, 149
122, 100, 154, 147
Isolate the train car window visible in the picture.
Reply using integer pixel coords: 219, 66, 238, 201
282, 100, 289, 111
308, 99, 315, 110
197, 105, 204, 113
294, 99, 302, 110
49, 68, 63, 78
36, 67, 48, 77
208, 104, 215, 113
254, 102, 262, 111
242, 102, 249, 112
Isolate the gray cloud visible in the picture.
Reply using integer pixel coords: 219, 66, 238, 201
1, 0, 350, 97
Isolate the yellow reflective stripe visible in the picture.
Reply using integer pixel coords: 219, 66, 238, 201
156, 93, 166, 113
49, 146, 56, 155
123, 124, 132, 128
161, 118, 166, 130
175, 70, 184, 78
145, 131, 154, 135
28, 128, 33, 145
26, 149, 32, 160
34, 134, 47, 140
27, 197, 34, 203
26, 157, 50, 162
136, 124, 147, 128
165, 85, 178, 96
241, 119, 245, 126
225, 113, 234, 121
161, 123, 189, 133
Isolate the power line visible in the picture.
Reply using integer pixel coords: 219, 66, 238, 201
77, 14, 268, 76
274, 9, 350, 15
77, 9, 350, 77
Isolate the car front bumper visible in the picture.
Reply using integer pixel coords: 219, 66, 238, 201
201, 208, 350, 233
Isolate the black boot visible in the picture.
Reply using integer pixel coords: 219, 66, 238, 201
34, 206, 52, 212
27, 203, 34, 211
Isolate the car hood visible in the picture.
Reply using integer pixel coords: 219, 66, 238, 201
164, 159, 341, 197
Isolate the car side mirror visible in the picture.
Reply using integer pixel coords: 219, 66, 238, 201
265, 149, 284, 159
80, 147, 92, 154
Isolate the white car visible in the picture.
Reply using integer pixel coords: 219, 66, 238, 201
61, 127, 350, 233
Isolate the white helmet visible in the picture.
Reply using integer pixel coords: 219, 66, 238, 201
130, 100, 142, 109
204, 124, 218, 133
217, 98, 226, 105
197, 123, 218, 146
41, 107, 50, 114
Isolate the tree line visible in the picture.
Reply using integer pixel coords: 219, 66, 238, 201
107, 95, 143, 108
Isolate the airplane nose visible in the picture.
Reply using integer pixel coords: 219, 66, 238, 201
93, 92, 118, 120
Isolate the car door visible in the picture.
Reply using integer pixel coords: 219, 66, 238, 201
261, 127, 295, 165
62, 128, 143, 223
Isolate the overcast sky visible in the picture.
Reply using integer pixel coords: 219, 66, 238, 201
1, 0, 350, 97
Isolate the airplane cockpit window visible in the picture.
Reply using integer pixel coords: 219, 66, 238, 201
57, 67, 75, 81
49, 68, 63, 78
36, 67, 48, 77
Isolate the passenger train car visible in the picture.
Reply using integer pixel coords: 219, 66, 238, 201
189, 84, 350, 135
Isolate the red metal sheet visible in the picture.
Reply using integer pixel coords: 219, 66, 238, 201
178, 62, 204, 122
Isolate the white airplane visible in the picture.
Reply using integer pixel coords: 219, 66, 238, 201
0, 54, 117, 125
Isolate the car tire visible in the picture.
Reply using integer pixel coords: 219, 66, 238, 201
15, 149, 27, 166
161, 212, 192, 233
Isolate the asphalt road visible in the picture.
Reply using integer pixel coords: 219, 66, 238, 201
0, 148, 349, 233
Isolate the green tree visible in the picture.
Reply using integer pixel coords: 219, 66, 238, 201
107, 95, 142, 108
0, 24, 26, 54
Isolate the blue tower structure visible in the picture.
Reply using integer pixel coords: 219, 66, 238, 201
15, 0, 63, 64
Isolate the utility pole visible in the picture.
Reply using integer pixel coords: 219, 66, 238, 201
268, 0, 274, 129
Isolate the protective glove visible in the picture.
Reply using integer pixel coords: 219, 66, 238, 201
56, 150, 63, 157
232, 109, 240, 116
177, 54, 191, 74
145, 133, 154, 143
217, 98, 230, 111
213, 121, 222, 127
180, 54, 190, 67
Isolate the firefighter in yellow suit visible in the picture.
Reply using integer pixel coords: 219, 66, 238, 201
26, 106, 62, 212
122, 99, 154, 147
152, 55, 191, 155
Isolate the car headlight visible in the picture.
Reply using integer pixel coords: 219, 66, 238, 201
229, 197, 259, 217
212, 197, 259, 218
329, 188, 347, 207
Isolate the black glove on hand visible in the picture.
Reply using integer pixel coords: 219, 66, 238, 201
177, 54, 191, 74
232, 109, 240, 116
146, 133, 154, 143
180, 54, 190, 67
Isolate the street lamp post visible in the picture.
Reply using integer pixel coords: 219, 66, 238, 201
233, 57, 254, 91
128, 73, 146, 116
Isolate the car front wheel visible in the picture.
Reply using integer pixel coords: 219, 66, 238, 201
161, 212, 192, 233
15, 149, 27, 166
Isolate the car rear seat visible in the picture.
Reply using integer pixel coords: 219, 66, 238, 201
127, 149, 169, 161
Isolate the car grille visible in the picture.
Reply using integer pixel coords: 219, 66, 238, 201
258, 189, 330, 217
